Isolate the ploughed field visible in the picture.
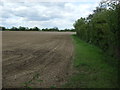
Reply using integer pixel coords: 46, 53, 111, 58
2, 31, 75, 88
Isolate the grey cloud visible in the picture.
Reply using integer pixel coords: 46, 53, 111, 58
10, 2, 65, 21
1, 2, 99, 29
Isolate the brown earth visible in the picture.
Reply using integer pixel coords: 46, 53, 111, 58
2, 31, 75, 88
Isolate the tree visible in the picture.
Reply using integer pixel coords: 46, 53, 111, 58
73, 0, 120, 59
32, 27, 39, 31
0, 26, 6, 31
18, 26, 26, 31
11, 27, 19, 31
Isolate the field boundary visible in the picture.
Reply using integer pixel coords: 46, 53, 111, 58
63, 35, 118, 88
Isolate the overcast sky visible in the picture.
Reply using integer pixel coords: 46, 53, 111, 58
0, 0, 101, 29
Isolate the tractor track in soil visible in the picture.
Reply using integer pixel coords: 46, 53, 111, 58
2, 31, 75, 88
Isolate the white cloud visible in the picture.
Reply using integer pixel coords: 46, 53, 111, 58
1, 0, 101, 3
0, 1, 101, 29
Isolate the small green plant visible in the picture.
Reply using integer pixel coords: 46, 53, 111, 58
23, 73, 43, 88
50, 85, 56, 88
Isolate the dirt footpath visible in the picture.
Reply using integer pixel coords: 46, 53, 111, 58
2, 31, 75, 88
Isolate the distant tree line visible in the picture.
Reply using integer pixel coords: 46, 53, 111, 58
73, 0, 120, 60
0, 26, 40, 31
0, 26, 75, 32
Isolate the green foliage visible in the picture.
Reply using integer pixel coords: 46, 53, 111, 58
50, 85, 57, 88
1, 26, 40, 31
31, 27, 40, 31
73, 0, 120, 59
1, 26, 75, 32
63, 35, 118, 88
0, 26, 6, 31
42, 27, 59, 31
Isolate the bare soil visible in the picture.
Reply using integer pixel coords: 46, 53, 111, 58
2, 31, 75, 88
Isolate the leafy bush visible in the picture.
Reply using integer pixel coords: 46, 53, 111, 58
73, 0, 120, 59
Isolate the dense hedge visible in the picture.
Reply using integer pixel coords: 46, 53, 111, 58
73, 0, 120, 59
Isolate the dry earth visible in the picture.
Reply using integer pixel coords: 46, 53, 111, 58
2, 31, 75, 88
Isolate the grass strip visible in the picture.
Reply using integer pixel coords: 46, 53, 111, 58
63, 35, 118, 88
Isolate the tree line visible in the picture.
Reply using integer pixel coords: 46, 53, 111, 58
0, 26, 75, 32
73, 0, 120, 60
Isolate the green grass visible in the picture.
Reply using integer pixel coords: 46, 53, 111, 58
63, 35, 118, 88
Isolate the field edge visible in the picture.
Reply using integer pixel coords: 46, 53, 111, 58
63, 34, 118, 88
